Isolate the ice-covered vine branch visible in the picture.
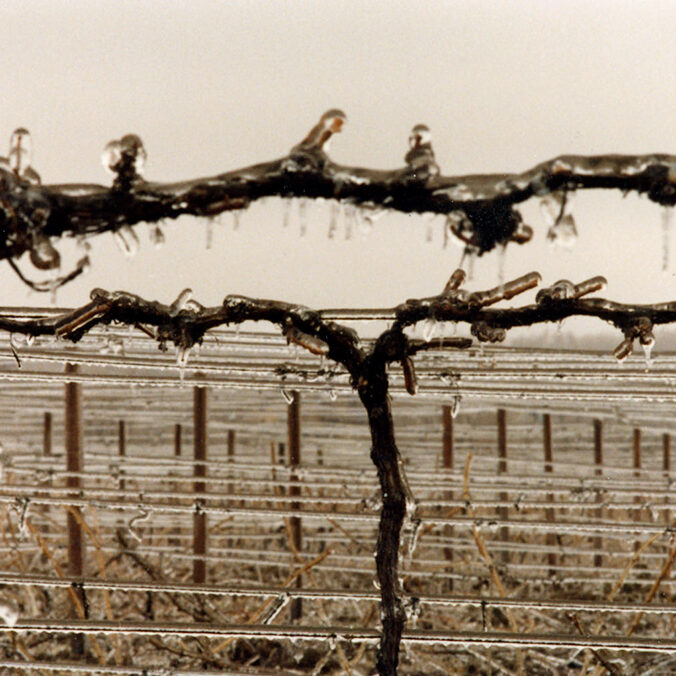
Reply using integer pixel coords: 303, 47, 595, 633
4, 269, 676, 673
2, 112, 676, 290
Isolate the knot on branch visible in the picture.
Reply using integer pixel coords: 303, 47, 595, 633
613, 316, 655, 362
102, 133, 147, 192
647, 165, 676, 207
285, 109, 346, 172
445, 201, 532, 254
536, 276, 607, 304
471, 321, 506, 343
399, 124, 440, 185
283, 316, 330, 356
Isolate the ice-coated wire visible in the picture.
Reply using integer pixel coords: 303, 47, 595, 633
1, 572, 675, 615
9, 619, 676, 653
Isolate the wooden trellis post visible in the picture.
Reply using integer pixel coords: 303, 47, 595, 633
193, 387, 208, 584
288, 391, 302, 621
64, 363, 85, 655
442, 404, 454, 590
43, 411, 52, 457
497, 409, 509, 563
543, 414, 556, 573
633, 428, 642, 551
118, 420, 126, 492
41, 412, 52, 521
664, 433, 671, 525
593, 419, 603, 568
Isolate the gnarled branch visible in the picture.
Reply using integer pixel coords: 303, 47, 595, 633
2, 116, 676, 292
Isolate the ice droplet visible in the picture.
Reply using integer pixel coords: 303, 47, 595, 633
170, 288, 193, 314
423, 318, 437, 342
0, 602, 18, 627
662, 207, 673, 271
281, 388, 294, 405
150, 224, 165, 248
102, 139, 122, 175
113, 225, 139, 258
451, 395, 461, 418
547, 213, 578, 249
30, 237, 60, 270
9, 128, 32, 176
641, 338, 654, 369
120, 134, 146, 174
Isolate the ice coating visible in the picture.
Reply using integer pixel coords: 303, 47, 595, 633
113, 225, 140, 258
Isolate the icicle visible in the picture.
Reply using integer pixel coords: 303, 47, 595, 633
298, 198, 307, 238
638, 322, 656, 370
662, 206, 673, 271
539, 192, 564, 228
422, 318, 437, 341
406, 518, 422, 561
282, 199, 291, 228
176, 346, 190, 383
49, 280, 58, 306
113, 225, 139, 258
425, 219, 434, 243
127, 507, 150, 543
451, 395, 461, 418
205, 218, 214, 250
232, 210, 241, 230
344, 203, 356, 240
464, 248, 476, 280
328, 200, 340, 239
25, 334, 34, 347
361, 206, 383, 234
150, 224, 165, 248
281, 387, 294, 405
329, 388, 337, 401
497, 242, 507, 285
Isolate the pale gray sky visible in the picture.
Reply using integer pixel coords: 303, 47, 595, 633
1, 0, 676, 321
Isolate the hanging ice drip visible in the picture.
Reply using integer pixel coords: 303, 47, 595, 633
113, 225, 140, 258
298, 198, 308, 238
149, 224, 165, 248
542, 190, 578, 248
328, 200, 340, 239
662, 206, 673, 272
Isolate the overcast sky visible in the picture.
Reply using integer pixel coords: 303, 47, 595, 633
2, 1, 676, 330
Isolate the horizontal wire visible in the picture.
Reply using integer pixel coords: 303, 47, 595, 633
10, 619, 676, 653
2, 572, 674, 615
